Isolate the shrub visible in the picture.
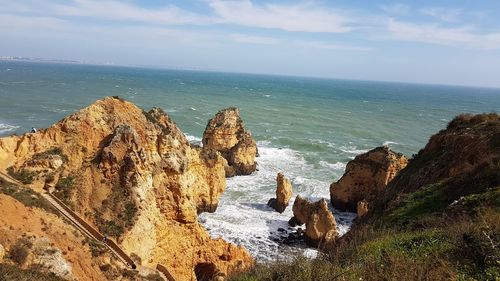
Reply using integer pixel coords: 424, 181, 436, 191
0, 180, 58, 215
7, 167, 36, 184
0, 263, 66, 281
53, 176, 75, 204
31, 147, 68, 162
9, 238, 33, 265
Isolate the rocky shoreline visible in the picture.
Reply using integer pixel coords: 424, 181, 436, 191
0, 97, 498, 280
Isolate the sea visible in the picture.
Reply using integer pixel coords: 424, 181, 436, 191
1, 61, 500, 261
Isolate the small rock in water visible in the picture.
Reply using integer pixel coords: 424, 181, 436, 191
277, 228, 286, 233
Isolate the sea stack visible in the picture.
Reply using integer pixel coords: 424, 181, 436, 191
330, 146, 408, 213
290, 195, 338, 246
202, 107, 257, 177
267, 172, 293, 213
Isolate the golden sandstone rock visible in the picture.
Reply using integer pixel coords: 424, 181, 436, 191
267, 172, 293, 213
0, 97, 252, 280
202, 108, 257, 177
291, 195, 338, 246
330, 146, 408, 212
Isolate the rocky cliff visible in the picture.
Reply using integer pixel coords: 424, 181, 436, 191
0, 97, 252, 280
202, 108, 257, 177
330, 146, 408, 213
230, 113, 500, 281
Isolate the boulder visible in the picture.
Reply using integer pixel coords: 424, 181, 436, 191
267, 173, 293, 213
291, 195, 338, 246
203, 108, 257, 177
330, 146, 408, 212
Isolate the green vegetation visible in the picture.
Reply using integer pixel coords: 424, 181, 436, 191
6, 166, 36, 184
53, 176, 75, 205
0, 178, 58, 215
31, 147, 68, 162
0, 263, 66, 281
231, 208, 499, 281
86, 239, 108, 257
94, 182, 138, 238
8, 238, 33, 265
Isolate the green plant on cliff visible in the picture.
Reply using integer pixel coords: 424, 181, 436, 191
31, 147, 68, 162
0, 178, 58, 215
0, 263, 66, 281
53, 176, 75, 205
230, 114, 500, 281
6, 166, 36, 184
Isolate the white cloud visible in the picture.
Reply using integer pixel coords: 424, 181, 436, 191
230, 34, 279, 45
387, 19, 500, 49
421, 7, 462, 22
51, 0, 213, 25
208, 0, 351, 33
293, 40, 371, 51
380, 3, 410, 15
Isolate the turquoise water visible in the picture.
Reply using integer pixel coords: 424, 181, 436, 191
1, 61, 500, 260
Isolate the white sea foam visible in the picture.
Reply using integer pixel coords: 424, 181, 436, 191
382, 141, 399, 146
199, 141, 355, 261
319, 161, 346, 171
0, 123, 19, 134
185, 134, 203, 146
190, 107, 197, 111
339, 145, 368, 155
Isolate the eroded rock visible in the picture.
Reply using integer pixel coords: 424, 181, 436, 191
267, 173, 293, 213
0, 97, 253, 280
202, 108, 257, 177
291, 195, 338, 246
330, 146, 408, 212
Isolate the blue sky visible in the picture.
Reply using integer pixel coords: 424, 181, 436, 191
1, 1, 500, 87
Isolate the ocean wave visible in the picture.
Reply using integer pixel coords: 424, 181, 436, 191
319, 161, 346, 171
339, 145, 368, 155
382, 141, 399, 146
0, 123, 19, 134
185, 134, 202, 146
199, 141, 355, 261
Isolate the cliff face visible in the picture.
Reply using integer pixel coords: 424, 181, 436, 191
202, 108, 257, 177
0, 97, 252, 280
375, 113, 500, 220
330, 146, 408, 212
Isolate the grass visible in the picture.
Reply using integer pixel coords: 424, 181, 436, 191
6, 167, 36, 184
230, 207, 500, 281
0, 178, 59, 215
0, 263, 66, 281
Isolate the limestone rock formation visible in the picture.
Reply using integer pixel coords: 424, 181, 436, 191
330, 146, 408, 212
202, 107, 257, 177
0, 97, 252, 280
290, 195, 338, 246
357, 200, 369, 217
267, 172, 293, 213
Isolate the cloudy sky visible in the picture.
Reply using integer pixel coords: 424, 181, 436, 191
1, 0, 500, 87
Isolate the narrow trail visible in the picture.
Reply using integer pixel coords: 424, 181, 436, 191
0, 170, 176, 281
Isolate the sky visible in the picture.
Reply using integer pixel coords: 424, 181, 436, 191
1, 0, 500, 88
